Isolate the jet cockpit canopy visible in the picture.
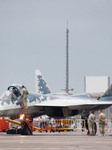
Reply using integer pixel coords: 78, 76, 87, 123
0, 84, 23, 100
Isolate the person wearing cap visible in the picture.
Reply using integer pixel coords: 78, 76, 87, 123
21, 85, 29, 109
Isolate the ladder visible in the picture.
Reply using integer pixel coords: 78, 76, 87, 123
20, 98, 33, 132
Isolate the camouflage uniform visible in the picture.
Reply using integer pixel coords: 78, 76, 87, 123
111, 114, 112, 123
110, 114, 112, 128
99, 112, 105, 136
21, 88, 29, 109
88, 113, 96, 135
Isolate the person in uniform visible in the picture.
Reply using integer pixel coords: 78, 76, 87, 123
110, 114, 112, 129
98, 109, 106, 136
21, 85, 29, 109
88, 111, 96, 136
11, 87, 17, 100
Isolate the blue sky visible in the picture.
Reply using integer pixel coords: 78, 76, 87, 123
0, 0, 112, 95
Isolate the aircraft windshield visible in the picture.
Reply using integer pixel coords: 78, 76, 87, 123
0, 85, 22, 100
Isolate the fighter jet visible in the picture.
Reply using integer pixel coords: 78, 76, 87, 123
0, 72, 112, 120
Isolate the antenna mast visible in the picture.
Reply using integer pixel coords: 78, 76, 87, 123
65, 25, 69, 93
61, 22, 73, 93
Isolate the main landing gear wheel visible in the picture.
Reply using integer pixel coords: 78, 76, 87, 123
21, 121, 32, 135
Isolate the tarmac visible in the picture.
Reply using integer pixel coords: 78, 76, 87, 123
0, 130, 112, 150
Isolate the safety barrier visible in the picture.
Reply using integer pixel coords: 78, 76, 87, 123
33, 118, 112, 132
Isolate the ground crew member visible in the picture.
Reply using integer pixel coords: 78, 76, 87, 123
21, 85, 29, 109
88, 111, 96, 136
98, 109, 105, 136
110, 114, 112, 129
11, 87, 17, 100
111, 114, 112, 124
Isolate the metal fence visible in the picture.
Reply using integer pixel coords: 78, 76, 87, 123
33, 119, 112, 132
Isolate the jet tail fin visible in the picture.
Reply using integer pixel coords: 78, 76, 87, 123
102, 84, 112, 97
35, 70, 51, 94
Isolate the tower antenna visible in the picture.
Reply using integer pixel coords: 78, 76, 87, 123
65, 22, 69, 93
61, 22, 74, 93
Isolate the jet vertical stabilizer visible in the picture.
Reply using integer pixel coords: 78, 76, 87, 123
35, 70, 51, 94
102, 84, 112, 97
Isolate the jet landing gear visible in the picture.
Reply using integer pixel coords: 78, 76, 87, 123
21, 121, 32, 135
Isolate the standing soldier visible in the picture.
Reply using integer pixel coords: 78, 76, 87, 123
110, 114, 112, 125
88, 111, 96, 136
98, 109, 106, 136
21, 85, 29, 110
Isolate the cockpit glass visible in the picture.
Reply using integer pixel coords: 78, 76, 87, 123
0, 85, 22, 100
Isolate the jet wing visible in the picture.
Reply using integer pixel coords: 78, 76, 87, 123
34, 98, 112, 108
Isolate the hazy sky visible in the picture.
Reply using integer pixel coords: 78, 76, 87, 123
0, 0, 112, 95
